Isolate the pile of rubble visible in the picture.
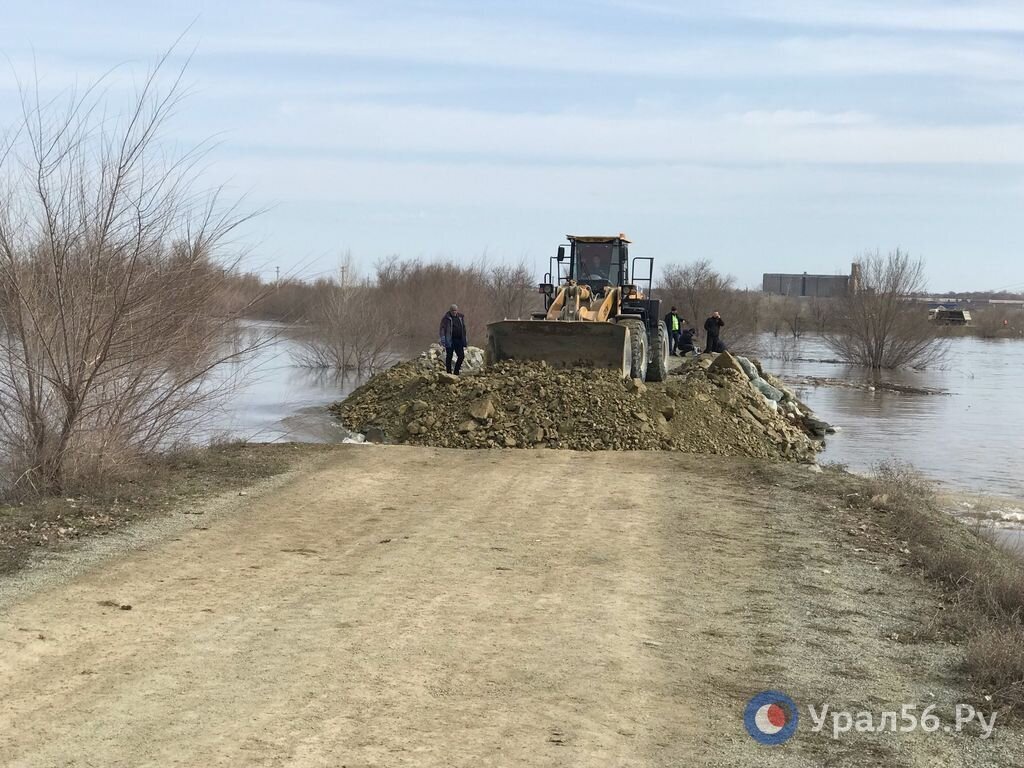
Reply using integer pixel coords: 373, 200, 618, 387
332, 348, 830, 462
416, 343, 486, 374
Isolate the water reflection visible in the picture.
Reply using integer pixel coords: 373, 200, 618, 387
201, 322, 365, 444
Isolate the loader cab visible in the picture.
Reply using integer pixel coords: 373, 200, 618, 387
564, 235, 629, 291
541, 233, 655, 321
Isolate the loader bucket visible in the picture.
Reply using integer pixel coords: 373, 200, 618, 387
486, 320, 632, 378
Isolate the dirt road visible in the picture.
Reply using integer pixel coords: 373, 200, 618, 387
1, 446, 1020, 767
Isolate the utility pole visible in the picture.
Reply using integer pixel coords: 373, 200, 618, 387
275, 266, 280, 284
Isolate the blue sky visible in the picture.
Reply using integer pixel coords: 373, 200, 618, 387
3, 1, 1024, 291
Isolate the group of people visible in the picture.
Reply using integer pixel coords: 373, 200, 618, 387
437, 303, 726, 377
664, 307, 725, 356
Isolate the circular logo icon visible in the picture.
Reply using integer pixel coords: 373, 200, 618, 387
744, 690, 799, 745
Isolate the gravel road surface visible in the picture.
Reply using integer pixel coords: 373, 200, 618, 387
1, 446, 1020, 767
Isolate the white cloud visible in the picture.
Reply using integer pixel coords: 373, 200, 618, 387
199, 6, 1024, 82
227, 100, 1024, 166
617, 0, 1024, 33
733, 110, 875, 127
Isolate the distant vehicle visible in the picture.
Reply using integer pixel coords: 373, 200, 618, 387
928, 307, 972, 325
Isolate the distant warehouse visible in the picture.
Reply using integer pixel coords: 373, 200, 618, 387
762, 263, 861, 298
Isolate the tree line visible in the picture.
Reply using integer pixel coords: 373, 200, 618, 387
225, 250, 959, 374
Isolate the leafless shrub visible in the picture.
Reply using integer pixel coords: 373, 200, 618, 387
823, 250, 947, 369
808, 298, 834, 334
971, 306, 1024, 339
658, 259, 759, 351
374, 257, 539, 348
294, 280, 399, 374
293, 255, 538, 372
760, 296, 811, 339
251, 278, 327, 322
0, 53, 268, 494
758, 336, 800, 362
488, 262, 536, 321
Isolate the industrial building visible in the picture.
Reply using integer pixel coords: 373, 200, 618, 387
762, 264, 861, 298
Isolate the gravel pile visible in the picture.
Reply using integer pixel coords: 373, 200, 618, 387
332, 349, 827, 461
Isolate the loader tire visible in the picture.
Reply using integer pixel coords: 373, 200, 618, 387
620, 319, 648, 381
647, 322, 669, 382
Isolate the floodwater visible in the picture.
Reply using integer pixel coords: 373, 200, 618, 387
761, 335, 1023, 498
761, 334, 1024, 547
202, 322, 365, 444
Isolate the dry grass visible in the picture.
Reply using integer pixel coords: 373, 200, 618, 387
865, 461, 1024, 709
0, 442, 312, 576
965, 627, 1024, 704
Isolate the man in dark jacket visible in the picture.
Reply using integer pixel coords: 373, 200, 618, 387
439, 304, 468, 374
704, 311, 724, 353
664, 306, 683, 356
678, 322, 697, 356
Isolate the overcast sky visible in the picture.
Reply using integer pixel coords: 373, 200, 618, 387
3, 0, 1024, 291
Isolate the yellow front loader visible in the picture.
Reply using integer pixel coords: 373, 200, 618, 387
485, 235, 669, 382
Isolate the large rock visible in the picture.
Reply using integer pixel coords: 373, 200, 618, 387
469, 398, 495, 421
735, 356, 759, 381
420, 343, 486, 374
804, 416, 833, 437
751, 376, 784, 402
707, 350, 746, 378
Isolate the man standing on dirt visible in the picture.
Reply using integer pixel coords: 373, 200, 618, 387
439, 304, 468, 375
704, 311, 724, 354
664, 306, 683, 356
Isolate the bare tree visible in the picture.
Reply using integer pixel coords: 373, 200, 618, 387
489, 261, 536, 320
823, 250, 947, 369
658, 259, 759, 351
808, 298, 833, 334
294, 278, 399, 373
0, 53, 267, 493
